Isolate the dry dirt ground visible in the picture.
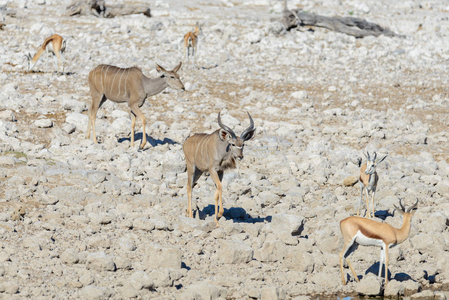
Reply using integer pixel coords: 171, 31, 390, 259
0, 0, 449, 299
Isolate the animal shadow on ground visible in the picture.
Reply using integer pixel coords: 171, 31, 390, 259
423, 270, 437, 284
374, 209, 394, 220
118, 133, 177, 148
366, 262, 392, 279
200, 205, 271, 223
366, 263, 414, 281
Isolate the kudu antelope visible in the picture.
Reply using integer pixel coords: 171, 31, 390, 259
87, 63, 185, 149
25, 34, 66, 73
343, 151, 387, 218
183, 112, 256, 226
183, 25, 201, 67
339, 199, 418, 285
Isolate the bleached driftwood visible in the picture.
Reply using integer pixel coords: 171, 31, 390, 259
282, 3, 401, 38
67, 0, 150, 18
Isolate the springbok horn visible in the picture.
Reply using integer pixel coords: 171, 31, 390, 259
373, 152, 377, 162
408, 199, 419, 212
218, 112, 237, 139
399, 199, 405, 212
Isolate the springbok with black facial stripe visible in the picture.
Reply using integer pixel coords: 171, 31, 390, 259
339, 199, 418, 285
358, 151, 388, 218
183, 112, 256, 226
87, 62, 185, 149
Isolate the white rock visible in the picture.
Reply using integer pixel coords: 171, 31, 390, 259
86, 252, 116, 272
355, 273, 382, 296
35, 118, 53, 128
78, 285, 113, 299
144, 244, 182, 269
128, 271, 154, 290
218, 239, 253, 264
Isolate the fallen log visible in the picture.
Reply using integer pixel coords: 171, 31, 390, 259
67, 0, 150, 18
281, 2, 402, 38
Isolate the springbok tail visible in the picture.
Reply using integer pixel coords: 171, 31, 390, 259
343, 175, 359, 186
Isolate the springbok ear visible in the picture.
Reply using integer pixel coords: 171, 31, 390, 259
219, 129, 231, 141
172, 62, 182, 73
241, 128, 256, 141
156, 64, 166, 73
393, 205, 404, 215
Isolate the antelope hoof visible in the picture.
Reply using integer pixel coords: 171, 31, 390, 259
214, 218, 220, 228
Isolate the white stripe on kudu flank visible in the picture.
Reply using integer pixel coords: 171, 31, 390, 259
110, 67, 120, 96
100, 65, 105, 91
104, 66, 111, 92
118, 68, 125, 96
123, 69, 130, 97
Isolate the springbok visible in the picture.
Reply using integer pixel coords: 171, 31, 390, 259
25, 34, 66, 73
339, 199, 418, 285
343, 151, 387, 218
183, 112, 256, 226
183, 25, 201, 67
87, 63, 185, 149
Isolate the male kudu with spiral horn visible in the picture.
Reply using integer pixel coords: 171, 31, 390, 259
183, 112, 256, 226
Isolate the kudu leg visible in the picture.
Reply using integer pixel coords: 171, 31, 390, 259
129, 103, 146, 149
186, 164, 203, 218
130, 113, 136, 148
186, 163, 194, 218
216, 171, 224, 218
87, 91, 104, 143
210, 170, 224, 226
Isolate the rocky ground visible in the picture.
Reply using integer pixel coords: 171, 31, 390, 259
0, 0, 449, 299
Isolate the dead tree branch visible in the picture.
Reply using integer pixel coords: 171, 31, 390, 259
282, 2, 402, 38
67, 0, 150, 18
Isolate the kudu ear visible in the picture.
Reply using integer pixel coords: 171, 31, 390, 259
219, 129, 232, 142
172, 62, 182, 73
241, 128, 256, 141
155, 64, 167, 73
240, 112, 256, 141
